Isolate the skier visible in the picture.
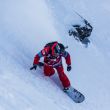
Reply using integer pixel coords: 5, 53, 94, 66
30, 41, 72, 91
68, 19, 93, 46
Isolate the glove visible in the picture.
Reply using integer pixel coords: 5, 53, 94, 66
67, 65, 71, 72
30, 65, 37, 70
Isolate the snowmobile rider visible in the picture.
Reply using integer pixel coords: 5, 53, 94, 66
30, 41, 72, 90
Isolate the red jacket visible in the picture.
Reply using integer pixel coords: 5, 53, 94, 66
33, 46, 71, 67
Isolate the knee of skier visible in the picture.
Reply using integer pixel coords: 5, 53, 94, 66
44, 66, 55, 76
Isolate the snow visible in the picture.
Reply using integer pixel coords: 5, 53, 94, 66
0, 0, 110, 110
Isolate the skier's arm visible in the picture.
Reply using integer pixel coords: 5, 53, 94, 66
33, 47, 49, 65
63, 51, 72, 71
33, 52, 43, 65
30, 51, 44, 70
63, 51, 71, 66
30, 52, 43, 70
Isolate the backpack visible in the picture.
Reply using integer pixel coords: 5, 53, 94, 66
45, 41, 66, 53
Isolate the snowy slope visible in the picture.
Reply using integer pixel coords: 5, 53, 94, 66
0, 0, 110, 110
46, 0, 110, 109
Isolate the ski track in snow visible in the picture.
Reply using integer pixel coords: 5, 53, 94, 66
0, 0, 110, 110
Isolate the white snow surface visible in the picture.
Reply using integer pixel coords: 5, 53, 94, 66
0, 0, 110, 110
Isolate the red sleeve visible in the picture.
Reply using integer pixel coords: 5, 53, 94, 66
33, 55, 40, 65
33, 47, 49, 65
65, 54, 71, 65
